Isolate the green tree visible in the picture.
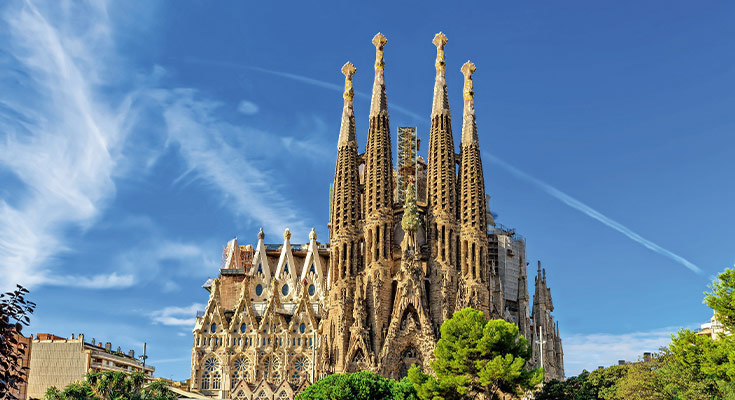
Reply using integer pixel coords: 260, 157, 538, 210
296, 371, 417, 400
706, 268, 735, 332
657, 329, 728, 400
409, 308, 542, 400
43, 371, 175, 400
582, 364, 630, 399
613, 358, 665, 400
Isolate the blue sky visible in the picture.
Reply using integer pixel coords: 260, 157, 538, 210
1, 0, 733, 380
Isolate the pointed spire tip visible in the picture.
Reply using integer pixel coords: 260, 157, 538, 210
433, 32, 448, 73
341, 62, 356, 102
372, 32, 387, 48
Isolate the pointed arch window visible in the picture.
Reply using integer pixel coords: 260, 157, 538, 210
284, 263, 289, 275
309, 264, 316, 275
231, 357, 250, 387
201, 356, 221, 390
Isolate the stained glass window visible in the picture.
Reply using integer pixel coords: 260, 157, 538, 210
299, 323, 306, 334
212, 371, 221, 389
293, 357, 308, 372
201, 372, 210, 389
308, 284, 315, 296
255, 284, 263, 296
282, 284, 289, 296
240, 323, 247, 333
231, 357, 250, 387
210, 323, 217, 333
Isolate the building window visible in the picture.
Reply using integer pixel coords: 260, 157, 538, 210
210, 323, 217, 333
256, 284, 263, 296
299, 323, 306, 334
212, 371, 221, 389
201, 356, 221, 390
308, 284, 315, 296
232, 357, 250, 387
284, 264, 289, 275
293, 356, 308, 372
282, 284, 289, 296
309, 264, 315, 274
240, 323, 247, 333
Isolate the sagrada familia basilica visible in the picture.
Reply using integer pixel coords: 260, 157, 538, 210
190, 33, 564, 399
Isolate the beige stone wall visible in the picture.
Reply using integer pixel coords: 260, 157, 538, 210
27, 341, 88, 399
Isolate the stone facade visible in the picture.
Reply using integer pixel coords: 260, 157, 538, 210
190, 32, 564, 399
26, 333, 154, 399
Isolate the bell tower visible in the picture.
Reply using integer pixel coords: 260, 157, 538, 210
426, 33, 460, 328
326, 62, 361, 372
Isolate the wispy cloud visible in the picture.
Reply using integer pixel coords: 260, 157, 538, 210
149, 88, 313, 237
0, 1, 132, 290
149, 303, 204, 326
44, 273, 135, 289
563, 325, 696, 376
483, 152, 703, 275
237, 100, 259, 115
185, 58, 425, 122
0, 2, 320, 290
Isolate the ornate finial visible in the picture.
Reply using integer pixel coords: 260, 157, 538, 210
433, 32, 448, 73
341, 62, 356, 102
284, 228, 291, 241
258, 227, 265, 240
461, 61, 476, 102
309, 228, 317, 241
372, 33, 387, 72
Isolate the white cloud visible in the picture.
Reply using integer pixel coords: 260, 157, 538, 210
0, 1, 131, 290
237, 100, 259, 115
0, 2, 317, 291
562, 325, 697, 376
484, 152, 703, 275
43, 272, 135, 289
153, 89, 312, 238
149, 303, 205, 326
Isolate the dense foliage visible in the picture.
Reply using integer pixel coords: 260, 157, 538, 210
295, 371, 417, 400
43, 371, 176, 400
408, 308, 542, 400
0, 285, 36, 400
536, 267, 735, 400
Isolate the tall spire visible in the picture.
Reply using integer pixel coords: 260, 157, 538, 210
461, 61, 478, 145
459, 59, 487, 232
426, 32, 459, 329
370, 33, 388, 118
362, 32, 394, 356
427, 31, 457, 217
338, 62, 357, 147
431, 32, 450, 117
364, 32, 393, 216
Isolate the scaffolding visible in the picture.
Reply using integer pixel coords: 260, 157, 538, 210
396, 126, 417, 205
